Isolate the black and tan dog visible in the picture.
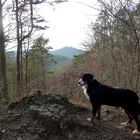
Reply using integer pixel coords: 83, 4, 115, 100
78, 73, 140, 134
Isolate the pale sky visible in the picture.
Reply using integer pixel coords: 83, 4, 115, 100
39, 0, 99, 50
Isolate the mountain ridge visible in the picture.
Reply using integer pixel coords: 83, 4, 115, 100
50, 46, 83, 58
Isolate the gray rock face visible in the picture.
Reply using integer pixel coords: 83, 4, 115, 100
29, 104, 66, 122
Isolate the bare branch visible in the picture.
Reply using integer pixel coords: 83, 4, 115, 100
74, 1, 101, 12
97, 0, 132, 28
2, 0, 8, 6
21, 0, 33, 41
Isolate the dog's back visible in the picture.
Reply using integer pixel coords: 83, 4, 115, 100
88, 80, 139, 108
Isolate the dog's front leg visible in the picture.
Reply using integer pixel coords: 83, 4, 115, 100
95, 107, 101, 120
92, 105, 100, 122
88, 105, 100, 123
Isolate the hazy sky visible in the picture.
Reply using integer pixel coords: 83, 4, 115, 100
39, 0, 99, 50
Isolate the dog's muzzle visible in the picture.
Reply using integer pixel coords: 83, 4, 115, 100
78, 79, 85, 86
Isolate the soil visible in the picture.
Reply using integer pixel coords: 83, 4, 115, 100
0, 91, 140, 140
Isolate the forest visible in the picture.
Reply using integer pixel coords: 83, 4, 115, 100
0, 0, 140, 139
0, 0, 139, 103
1, 0, 140, 103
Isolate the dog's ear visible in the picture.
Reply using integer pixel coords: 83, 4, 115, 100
89, 73, 94, 80
81, 72, 94, 80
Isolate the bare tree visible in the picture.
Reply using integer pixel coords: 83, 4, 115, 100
0, 0, 8, 100
97, 0, 140, 91
13, 0, 67, 94
14, 0, 34, 94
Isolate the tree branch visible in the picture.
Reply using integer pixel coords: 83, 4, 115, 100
2, 0, 8, 6
21, 0, 33, 41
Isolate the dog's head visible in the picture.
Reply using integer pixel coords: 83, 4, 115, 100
78, 73, 94, 86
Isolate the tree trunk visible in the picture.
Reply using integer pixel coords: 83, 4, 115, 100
0, 0, 8, 100
15, 0, 21, 94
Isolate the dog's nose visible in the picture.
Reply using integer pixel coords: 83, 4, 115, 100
78, 79, 82, 84
78, 79, 84, 86
78, 81, 80, 85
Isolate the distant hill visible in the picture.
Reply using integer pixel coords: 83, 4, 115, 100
50, 46, 83, 58
6, 47, 83, 70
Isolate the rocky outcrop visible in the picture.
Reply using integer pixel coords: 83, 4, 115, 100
6, 91, 90, 140
0, 90, 134, 140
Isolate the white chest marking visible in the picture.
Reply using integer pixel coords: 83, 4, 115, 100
82, 85, 89, 100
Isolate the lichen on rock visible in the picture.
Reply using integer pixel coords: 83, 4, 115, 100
29, 103, 66, 122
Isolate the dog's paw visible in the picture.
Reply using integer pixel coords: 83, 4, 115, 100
132, 129, 140, 135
